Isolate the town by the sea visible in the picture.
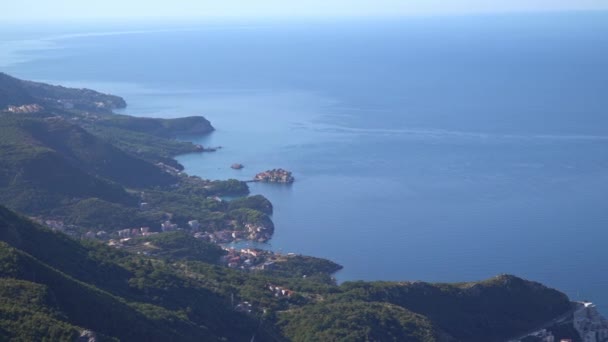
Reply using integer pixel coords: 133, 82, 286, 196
2, 12, 607, 312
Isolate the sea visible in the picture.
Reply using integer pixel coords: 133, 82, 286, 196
1, 12, 607, 312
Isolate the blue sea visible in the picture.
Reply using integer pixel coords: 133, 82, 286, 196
2, 12, 607, 312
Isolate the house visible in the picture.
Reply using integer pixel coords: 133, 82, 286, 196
188, 220, 200, 230
118, 229, 131, 238
242, 249, 260, 258
235, 301, 252, 314
44, 220, 65, 231
262, 262, 276, 270
161, 221, 177, 232
83, 231, 96, 239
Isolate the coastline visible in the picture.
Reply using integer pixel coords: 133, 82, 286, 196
4, 20, 608, 313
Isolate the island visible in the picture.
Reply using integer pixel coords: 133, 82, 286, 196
231, 163, 244, 169
254, 168, 295, 183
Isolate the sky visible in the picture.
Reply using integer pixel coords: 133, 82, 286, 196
3, 0, 608, 21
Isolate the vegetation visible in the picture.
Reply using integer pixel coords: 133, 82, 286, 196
0, 74, 581, 341
0, 111, 260, 234
123, 231, 226, 263
0, 279, 82, 342
94, 113, 213, 138
262, 255, 343, 282
84, 124, 201, 169
56, 198, 159, 230
278, 301, 441, 342
0, 203, 577, 341
228, 195, 274, 215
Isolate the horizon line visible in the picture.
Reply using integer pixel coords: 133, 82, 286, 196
2, 8, 608, 24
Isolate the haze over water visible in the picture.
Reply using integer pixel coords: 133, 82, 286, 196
2, 12, 607, 311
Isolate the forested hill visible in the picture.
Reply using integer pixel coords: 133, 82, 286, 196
0, 114, 176, 211
0, 205, 576, 341
0, 74, 583, 341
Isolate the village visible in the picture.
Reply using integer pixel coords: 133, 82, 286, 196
254, 168, 295, 183
34, 215, 300, 316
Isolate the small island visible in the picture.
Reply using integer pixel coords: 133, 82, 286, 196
231, 163, 244, 170
254, 168, 295, 183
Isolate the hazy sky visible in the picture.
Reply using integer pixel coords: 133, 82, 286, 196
3, 0, 608, 21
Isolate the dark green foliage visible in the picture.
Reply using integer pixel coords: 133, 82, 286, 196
0, 112, 253, 232
56, 198, 160, 230
279, 301, 440, 342
85, 124, 200, 167
229, 194, 274, 215
0, 206, 133, 291
95, 114, 213, 138
262, 255, 343, 282
0, 206, 274, 341
0, 114, 168, 213
0, 205, 577, 342
336, 276, 572, 342
0, 137, 134, 214
0, 75, 253, 236
124, 231, 226, 263
0, 115, 176, 188
229, 208, 274, 228
0, 242, 217, 341
207, 179, 249, 196
0, 279, 81, 342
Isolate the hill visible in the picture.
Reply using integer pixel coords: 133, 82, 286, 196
0, 74, 260, 238
0, 205, 276, 341
0, 74, 588, 341
0, 114, 178, 213
333, 277, 573, 341
0, 205, 580, 341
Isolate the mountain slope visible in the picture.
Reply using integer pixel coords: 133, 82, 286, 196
0, 114, 172, 212
0, 206, 275, 341
335, 277, 573, 341
0, 278, 83, 341
0, 205, 581, 341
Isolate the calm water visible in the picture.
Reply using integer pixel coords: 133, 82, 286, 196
2, 13, 607, 311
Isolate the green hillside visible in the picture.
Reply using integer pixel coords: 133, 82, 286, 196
0, 206, 275, 341
0, 74, 582, 341
0, 112, 268, 233
0, 205, 576, 341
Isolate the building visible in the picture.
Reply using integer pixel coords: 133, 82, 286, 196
118, 229, 131, 238
188, 220, 200, 230
161, 221, 177, 232
83, 231, 96, 239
